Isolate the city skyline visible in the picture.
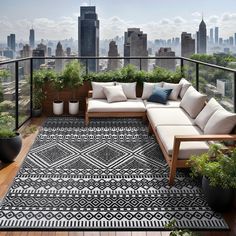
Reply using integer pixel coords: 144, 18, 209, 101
1, 0, 236, 42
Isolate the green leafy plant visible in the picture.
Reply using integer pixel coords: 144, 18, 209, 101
51, 74, 65, 101
21, 125, 37, 138
165, 219, 199, 236
187, 144, 236, 189
0, 114, 15, 130
0, 128, 16, 138
0, 69, 10, 103
63, 60, 84, 101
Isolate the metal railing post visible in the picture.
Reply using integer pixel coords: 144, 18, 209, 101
196, 63, 199, 91
15, 61, 19, 130
234, 72, 236, 113
180, 58, 184, 77
30, 58, 33, 117
86, 59, 88, 75
139, 58, 142, 71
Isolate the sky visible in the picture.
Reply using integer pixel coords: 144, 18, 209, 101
1, 0, 236, 42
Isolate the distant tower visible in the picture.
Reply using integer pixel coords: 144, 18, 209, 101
215, 27, 219, 44
124, 28, 148, 71
55, 42, 65, 72
66, 47, 71, 56
234, 33, 236, 46
7, 34, 16, 51
181, 32, 195, 58
20, 44, 32, 74
107, 40, 121, 71
29, 28, 35, 49
37, 43, 47, 56
197, 19, 207, 54
210, 28, 214, 44
48, 47, 52, 57
155, 47, 176, 71
78, 6, 99, 72
32, 49, 45, 70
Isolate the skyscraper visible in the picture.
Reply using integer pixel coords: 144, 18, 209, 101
78, 6, 99, 72
197, 19, 207, 54
55, 42, 65, 72
229, 36, 234, 46
215, 27, 219, 44
107, 40, 121, 71
155, 47, 176, 71
29, 28, 35, 49
20, 44, 32, 74
234, 33, 236, 46
181, 32, 195, 58
210, 28, 214, 44
124, 28, 148, 71
32, 49, 45, 70
7, 34, 16, 51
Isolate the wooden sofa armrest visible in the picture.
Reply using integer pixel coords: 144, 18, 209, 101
169, 134, 236, 185
88, 90, 93, 98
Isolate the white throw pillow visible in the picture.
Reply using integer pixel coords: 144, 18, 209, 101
194, 98, 223, 130
204, 109, 236, 134
142, 82, 163, 100
180, 86, 207, 118
179, 78, 192, 98
116, 82, 137, 99
92, 82, 115, 99
103, 85, 127, 103
163, 82, 182, 100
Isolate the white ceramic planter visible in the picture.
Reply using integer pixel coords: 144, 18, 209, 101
53, 101, 64, 115
69, 101, 79, 115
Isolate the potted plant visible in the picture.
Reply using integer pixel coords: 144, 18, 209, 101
63, 60, 84, 115
0, 114, 22, 163
51, 74, 65, 115
188, 144, 236, 211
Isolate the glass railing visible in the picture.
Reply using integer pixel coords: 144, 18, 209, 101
0, 56, 235, 130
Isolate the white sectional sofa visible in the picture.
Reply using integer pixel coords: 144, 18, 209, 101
86, 79, 236, 185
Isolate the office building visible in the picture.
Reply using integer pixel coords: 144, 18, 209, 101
37, 43, 47, 56
155, 47, 176, 71
55, 42, 65, 72
32, 49, 45, 70
48, 47, 52, 57
20, 44, 32, 75
215, 27, 219, 44
107, 40, 121, 71
78, 6, 99, 72
197, 19, 207, 54
124, 28, 148, 71
229, 36, 234, 46
181, 32, 195, 58
29, 28, 35, 49
7, 34, 16, 52
66, 47, 71, 56
235, 33, 236, 46
210, 28, 214, 44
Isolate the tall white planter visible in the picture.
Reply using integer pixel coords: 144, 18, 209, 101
69, 101, 79, 115
53, 101, 64, 115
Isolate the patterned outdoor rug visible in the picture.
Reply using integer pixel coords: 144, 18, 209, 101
0, 117, 228, 230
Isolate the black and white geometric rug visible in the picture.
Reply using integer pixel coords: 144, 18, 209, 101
0, 117, 228, 230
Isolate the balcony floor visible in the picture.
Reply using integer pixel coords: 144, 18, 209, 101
0, 117, 235, 236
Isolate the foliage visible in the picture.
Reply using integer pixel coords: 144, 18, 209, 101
0, 128, 16, 138
21, 125, 37, 138
165, 220, 199, 236
0, 69, 10, 103
0, 114, 15, 130
84, 64, 182, 84
0, 101, 15, 112
32, 69, 57, 109
187, 144, 236, 189
63, 60, 85, 100
51, 74, 65, 101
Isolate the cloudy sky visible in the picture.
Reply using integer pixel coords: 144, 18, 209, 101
1, 0, 236, 42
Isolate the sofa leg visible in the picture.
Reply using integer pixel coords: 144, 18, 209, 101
85, 113, 89, 126
169, 165, 177, 186
148, 123, 153, 135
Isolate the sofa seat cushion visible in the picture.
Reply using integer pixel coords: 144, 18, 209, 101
87, 98, 146, 112
144, 99, 181, 109
156, 125, 209, 160
147, 108, 194, 126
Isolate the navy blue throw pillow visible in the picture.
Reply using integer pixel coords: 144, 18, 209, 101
147, 87, 172, 104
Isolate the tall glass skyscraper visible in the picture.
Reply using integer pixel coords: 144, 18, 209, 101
78, 6, 99, 72
197, 19, 207, 54
29, 28, 35, 49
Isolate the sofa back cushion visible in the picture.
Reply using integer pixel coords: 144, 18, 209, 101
180, 86, 207, 118
179, 78, 191, 98
103, 85, 127, 103
92, 82, 115, 99
194, 98, 223, 130
116, 82, 137, 99
163, 82, 182, 100
142, 82, 163, 100
204, 109, 236, 134
147, 87, 172, 104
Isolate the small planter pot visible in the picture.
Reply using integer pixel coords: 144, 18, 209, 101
53, 101, 64, 115
32, 108, 42, 117
202, 176, 234, 212
0, 133, 22, 163
69, 100, 79, 115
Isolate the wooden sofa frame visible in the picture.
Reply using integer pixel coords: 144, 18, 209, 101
85, 90, 236, 185
148, 119, 236, 185
85, 90, 146, 126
